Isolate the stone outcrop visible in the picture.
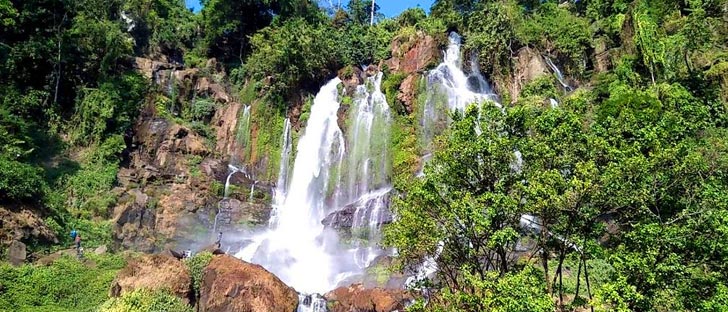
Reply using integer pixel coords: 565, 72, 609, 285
384, 32, 440, 114
385, 32, 440, 75
324, 283, 411, 312
396, 74, 420, 114
322, 194, 393, 231
338, 66, 364, 96
199, 255, 298, 312
0, 205, 58, 248
112, 189, 157, 252
109, 254, 193, 303
510, 47, 549, 102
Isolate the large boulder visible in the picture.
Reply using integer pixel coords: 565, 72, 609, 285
324, 283, 411, 312
385, 32, 440, 75
8, 240, 26, 266
112, 189, 157, 252
397, 74, 420, 114
199, 255, 298, 312
510, 47, 549, 102
0, 206, 58, 247
109, 254, 193, 303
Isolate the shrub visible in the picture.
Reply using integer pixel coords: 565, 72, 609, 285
184, 251, 213, 297
0, 254, 125, 311
98, 289, 192, 312
0, 156, 46, 203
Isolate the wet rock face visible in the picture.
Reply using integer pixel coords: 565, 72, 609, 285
324, 283, 412, 312
199, 255, 298, 312
397, 74, 419, 114
322, 195, 393, 231
109, 254, 193, 303
338, 66, 364, 96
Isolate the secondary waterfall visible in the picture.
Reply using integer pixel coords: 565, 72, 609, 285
421, 32, 499, 151
544, 56, 573, 91
237, 73, 392, 297
268, 118, 292, 226
412, 32, 501, 281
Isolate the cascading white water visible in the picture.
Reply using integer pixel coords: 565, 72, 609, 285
237, 78, 348, 294
544, 56, 573, 92
550, 98, 559, 108
236, 72, 393, 302
412, 32, 502, 283
268, 118, 292, 226
421, 32, 499, 150
335, 72, 392, 268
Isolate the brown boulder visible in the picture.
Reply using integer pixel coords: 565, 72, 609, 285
109, 254, 192, 303
511, 47, 549, 102
211, 102, 242, 156
325, 283, 411, 312
199, 255, 298, 312
338, 66, 364, 96
385, 32, 439, 75
397, 74, 419, 114
112, 189, 157, 252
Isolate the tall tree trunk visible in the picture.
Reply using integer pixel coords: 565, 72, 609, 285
370, 0, 375, 26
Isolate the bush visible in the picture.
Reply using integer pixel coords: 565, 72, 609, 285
0, 253, 125, 312
98, 289, 192, 312
184, 251, 213, 297
0, 156, 46, 203
185, 98, 217, 122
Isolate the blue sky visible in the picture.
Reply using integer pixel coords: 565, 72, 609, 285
184, 0, 434, 17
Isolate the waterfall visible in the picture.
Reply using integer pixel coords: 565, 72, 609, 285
336, 72, 392, 268
297, 294, 328, 312
248, 181, 257, 202
236, 72, 393, 296
544, 56, 573, 92
269, 118, 292, 226
421, 32, 499, 151
235, 105, 252, 163
214, 164, 240, 235
550, 98, 559, 108
411, 32, 501, 284
237, 78, 347, 294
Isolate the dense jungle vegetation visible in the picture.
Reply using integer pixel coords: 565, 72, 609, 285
2, 0, 728, 311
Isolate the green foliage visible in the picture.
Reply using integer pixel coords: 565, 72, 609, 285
520, 75, 558, 99
0, 254, 125, 312
381, 72, 407, 114
184, 251, 213, 297
245, 17, 343, 99
0, 156, 46, 203
98, 289, 192, 312
516, 2, 592, 75
184, 98, 218, 122
465, 1, 520, 76
63, 136, 126, 217
409, 266, 554, 312
69, 73, 147, 146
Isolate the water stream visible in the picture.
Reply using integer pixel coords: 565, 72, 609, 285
544, 56, 573, 92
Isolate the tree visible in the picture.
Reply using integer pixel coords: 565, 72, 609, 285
385, 103, 525, 288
